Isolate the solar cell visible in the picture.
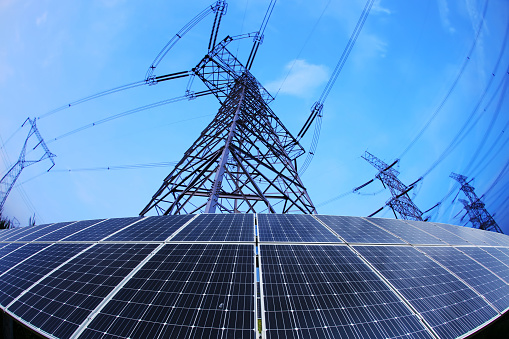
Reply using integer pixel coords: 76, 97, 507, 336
260, 244, 432, 339
258, 214, 340, 243
419, 246, 509, 313
457, 247, 509, 283
316, 215, 404, 243
63, 217, 141, 241
15, 222, 74, 242
36, 220, 104, 242
404, 220, 471, 245
80, 244, 255, 339
480, 247, 509, 268
8, 243, 158, 338
368, 218, 445, 244
172, 214, 254, 242
105, 215, 194, 241
0, 244, 90, 307
355, 245, 497, 339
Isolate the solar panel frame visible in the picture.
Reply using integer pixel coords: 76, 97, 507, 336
260, 244, 433, 339
171, 213, 254, 242
419, 246, 509, 313
79, 243, 256, 339
316, 215, 405, 244
258, 214, 341, 243
355, 245, 498, 339
7, 243, 158, 339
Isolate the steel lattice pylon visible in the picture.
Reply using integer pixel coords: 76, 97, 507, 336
140, 39, 315, 215
450, 172, 502, 233
0, 118, 55, 214
362, 151, 424, 221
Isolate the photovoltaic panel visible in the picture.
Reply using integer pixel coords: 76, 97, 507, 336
15, 222, 74, 242
495, 247, 509, 261
0, 243, 48, 276
404, 220, 471, 245
258, 214, 340, 243
0, 243, 90, 307
36, 220, 104, 242
457, 247, 509, 283
172, 214, 254, 242
316, 215, 404, 243
419, 246, 509, 313
480, 247, 509, 268
105, 215, 193, 241
0, 224, 54, 242
8, 243, 158, 339
368, 218, 445, 245
260, 245, 432, 339
63, 217, 141, 241
81, 244, 255, 339
433, 223, 494, 246
0, 224, 49, 241
355, 245, 497, 339
488, 233, 509, 247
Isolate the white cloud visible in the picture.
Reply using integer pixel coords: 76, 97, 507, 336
437, 0, 456, 33
36, 11, 48, 26
372, 0, 391, 15
264, 59, 329, 97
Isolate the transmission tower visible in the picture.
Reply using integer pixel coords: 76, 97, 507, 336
0, 118, 55, 213
140, 18, 315, 215
450, 172, 502, 233
362, 151, 424, 221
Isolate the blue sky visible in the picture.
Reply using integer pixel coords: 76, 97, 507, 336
0, 0, 508, 232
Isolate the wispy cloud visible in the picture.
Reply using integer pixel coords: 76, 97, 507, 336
264, 59, 329, 97
36, 11, 48, 26
437, 0, 456, 33
372, 0, 391, 15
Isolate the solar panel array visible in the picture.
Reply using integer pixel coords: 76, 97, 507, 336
0, 214, 507, 338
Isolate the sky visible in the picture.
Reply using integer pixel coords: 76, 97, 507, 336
0, 0, 508, 232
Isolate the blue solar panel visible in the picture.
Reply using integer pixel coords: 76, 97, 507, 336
8, 243, 158, 338
457, 247, 509, 284
369, 218, 445, 244
0, 224, 54, 242
36, 220, 104, 242
420, 246, 509, 313
258, 214, 340, 243
63, 217, 141, 241
105, 215, 194, 241
355, 245, 497, 339
15, 222, 74, 242
0, 243, 90, 307
316, 215, 404, 243
81, 244, 255, 339
433, 223, 494, 246
172, 214, 254, 242
260, 245, 432, 338
404, 220, 471, 245
0, 244, 48, 276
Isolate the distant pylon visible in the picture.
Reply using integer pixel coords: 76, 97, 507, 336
450, 172, 502, 233
362, 151, 424, 221
140, 38, 315, 215
0, 118, 55, 213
